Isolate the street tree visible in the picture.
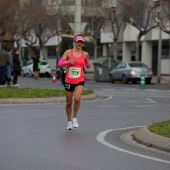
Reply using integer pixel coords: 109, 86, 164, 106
159, 0, 170, 34
0, 0, 19, 45
117, 0, 158, 61
103, 1, 124, 60
19, 1, 62, 59
83, 1, 106, 59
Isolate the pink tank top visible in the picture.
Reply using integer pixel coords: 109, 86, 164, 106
65, 49, 85, 84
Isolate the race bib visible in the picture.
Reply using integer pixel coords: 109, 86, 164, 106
68, 67, 81, 78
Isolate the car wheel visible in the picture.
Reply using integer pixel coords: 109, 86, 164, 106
109, 75, 114, 83
122, 75, 128, 84
21, 70, 25, 77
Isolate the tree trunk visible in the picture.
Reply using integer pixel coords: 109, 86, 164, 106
28, 46, 32, 59
40, 46, 47, 60
113, 40, 118, 60
135, 36, 140, 61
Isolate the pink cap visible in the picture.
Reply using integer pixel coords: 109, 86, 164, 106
74, 36, 85, 42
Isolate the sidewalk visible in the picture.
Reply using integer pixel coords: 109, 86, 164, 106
152, 76, 170, 84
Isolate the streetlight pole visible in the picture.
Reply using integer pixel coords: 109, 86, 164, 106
74, 0, 81, 36
157, 0, 163, 83
19, 0, 23, 63
69, 0, 86, 37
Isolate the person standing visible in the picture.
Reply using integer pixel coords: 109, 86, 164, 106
6, 48, 13, 85
0, 46, 10, 85
38, 57, 41, 75
12, 48, 21, 86
57, 34, 91, 130
32, 54, 39, 79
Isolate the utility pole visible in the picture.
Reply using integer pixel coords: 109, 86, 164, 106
74, 0, 81, 35
19, 0, 23, 64
69, 0, 86, 36
157, 0, 163, 83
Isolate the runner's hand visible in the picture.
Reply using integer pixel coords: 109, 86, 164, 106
69, 59, 76, 65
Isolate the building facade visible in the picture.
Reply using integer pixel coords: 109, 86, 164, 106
101, 0, 170, 75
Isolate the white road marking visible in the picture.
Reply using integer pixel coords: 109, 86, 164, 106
97, 106, 120, 108
0, 96, 113, 106
146, 98, 157, 103
94, 88, 170, 98
0, 114, 54, 119
123, 98, 157, 104
82, 96, 113, 103
131, 105, 156, 107
96, 126, 170, 164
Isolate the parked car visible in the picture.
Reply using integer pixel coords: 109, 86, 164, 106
21, 60, 51, 77
109, 61, 153, 84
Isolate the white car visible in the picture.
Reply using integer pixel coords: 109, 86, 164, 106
21, 60, 51, 77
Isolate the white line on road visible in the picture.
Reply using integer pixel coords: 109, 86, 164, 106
97, 106, 120, 108
131, 105, 156, 107
0, 114, 54, 119
96, 126, 170, 164
146, 98, 157, 103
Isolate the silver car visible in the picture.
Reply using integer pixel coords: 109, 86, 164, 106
109, 61, 153, 84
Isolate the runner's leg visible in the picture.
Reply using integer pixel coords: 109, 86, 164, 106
73, 85, 84, 118
65, 91, 73, 121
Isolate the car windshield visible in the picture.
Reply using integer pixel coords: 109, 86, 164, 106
129, 63, 147, 68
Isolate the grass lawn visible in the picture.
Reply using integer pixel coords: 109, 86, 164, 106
0, 87, 93, 98
148, 120, 170, 138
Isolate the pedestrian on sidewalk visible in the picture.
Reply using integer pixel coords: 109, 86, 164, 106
12, 48, 21, 86
32, 53, 39, 79
57, 34, 91, 130
6, 48, 13, 85
0, 46, 10, 85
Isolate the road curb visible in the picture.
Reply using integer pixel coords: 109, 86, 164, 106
133, 126, 170, 152
0, 93, 98, 104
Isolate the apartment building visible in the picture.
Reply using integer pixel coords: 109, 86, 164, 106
101, 0, 170, 75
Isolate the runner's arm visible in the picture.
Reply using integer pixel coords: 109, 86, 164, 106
84, 52, 91, 69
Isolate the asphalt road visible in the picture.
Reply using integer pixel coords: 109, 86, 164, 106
0, 76, 170, 170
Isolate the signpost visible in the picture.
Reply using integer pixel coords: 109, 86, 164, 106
69, 0, 86, 35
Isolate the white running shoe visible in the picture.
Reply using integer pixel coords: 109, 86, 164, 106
72, 118, 79, 128
67, 121, 73, 130
13, 84, 20, 87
